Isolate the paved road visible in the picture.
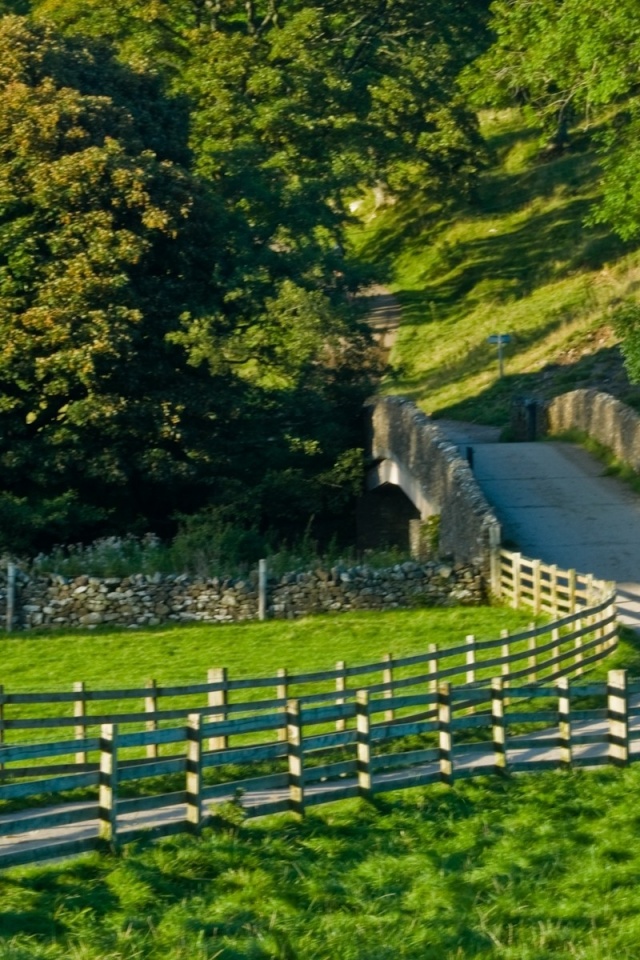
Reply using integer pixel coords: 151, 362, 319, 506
435, 421, 640, 629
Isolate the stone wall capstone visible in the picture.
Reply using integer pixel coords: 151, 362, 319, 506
546, 389, 640, 471
365, 396, 500, 567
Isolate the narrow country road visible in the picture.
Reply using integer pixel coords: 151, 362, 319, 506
435, 422, 640, 630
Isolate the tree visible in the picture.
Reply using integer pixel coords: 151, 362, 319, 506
468, 1, 640, 379
33, 0, 491, 207
469, 1, 640, 228
0, 15, 377, 552
0, 16, 238, 545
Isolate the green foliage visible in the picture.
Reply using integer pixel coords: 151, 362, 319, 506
612, 302, 640, 383
0, 15, 378, 554
0, 16, 234, 547
469, 1, 640, 243
31, 533, 174, 577
170, 508, 268, 575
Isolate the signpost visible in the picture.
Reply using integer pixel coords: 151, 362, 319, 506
487, 333, 511, 378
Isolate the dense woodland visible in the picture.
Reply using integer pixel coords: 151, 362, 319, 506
2, 0, 640, 557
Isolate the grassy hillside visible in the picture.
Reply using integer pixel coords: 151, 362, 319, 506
355, 110, 640, 424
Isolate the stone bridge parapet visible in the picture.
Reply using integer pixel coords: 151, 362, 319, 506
364, 396, 501, 575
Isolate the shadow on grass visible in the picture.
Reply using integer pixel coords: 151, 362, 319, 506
387, 341, 640, 425
360, 131, 635, 345
390, 311, 578, 406
1, 769, 627, 958
396, 200, 630, 331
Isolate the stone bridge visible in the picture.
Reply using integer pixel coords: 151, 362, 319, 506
360, 397, 501, 575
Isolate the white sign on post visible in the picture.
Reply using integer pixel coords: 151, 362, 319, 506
487, 334, 511, 377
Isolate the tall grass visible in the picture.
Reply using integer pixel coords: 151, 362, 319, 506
28, 532, 413, 579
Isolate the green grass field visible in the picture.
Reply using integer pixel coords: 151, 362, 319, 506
3, 765, 640, 959
0, 607, 540, 693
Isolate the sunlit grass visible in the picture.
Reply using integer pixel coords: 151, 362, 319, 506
0, 607, 538, 693
5, 765, 640, 957
352, 109, 640, 424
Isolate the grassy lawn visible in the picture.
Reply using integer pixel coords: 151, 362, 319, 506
0, 607, 542, 693
3, 765, 640, 958
353, 110, 640, 424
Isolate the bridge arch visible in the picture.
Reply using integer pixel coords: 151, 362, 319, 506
363, 397, 500, 570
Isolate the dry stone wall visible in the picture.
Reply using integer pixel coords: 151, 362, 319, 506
546, 388, 640, 470
0, 561, 484, 630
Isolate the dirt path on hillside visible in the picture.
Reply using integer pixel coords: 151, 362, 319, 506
360, 284, 401, 359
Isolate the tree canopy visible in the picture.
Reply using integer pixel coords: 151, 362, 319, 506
0, 4, 493, 553
469, 1, 640, 239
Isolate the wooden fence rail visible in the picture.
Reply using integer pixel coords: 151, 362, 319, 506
1, 667, 639, 869
0, 550, 621, 868
498, 550, 601, 615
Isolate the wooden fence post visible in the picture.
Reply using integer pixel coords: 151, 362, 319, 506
186, 713, 203, 830
383, 653, 394, 723
574, 624, 584, 677
6, 562, 15, 633
608, 669, 629, 767
429, 643, 438, 693
584, 573, 594, 607
438, 683, 453, 785
608, 599, 619, 653
335, 660, 347, 732
74, 681, 87, 765
145, 679, 159, 759
0, 684, 4, 779
512, 553, 522, 608
277, 668, 288, 743
552, 626, 560, 679
466, 635, 476, 685
528, 626, 537, 683
208, 667, 228, 751
287, 699, 305, 817
549, 564, 559, 616
501, 629, 510, 704
558, 677, 572, 768
532, 559, 542, 615
568, 569, 577, 613
489, 522, 501, 598
595, 608, 604, 656
491, 677, 506, 774
356, 690, 372, 800
258, 558, 268, 621
98, 723, 118, 847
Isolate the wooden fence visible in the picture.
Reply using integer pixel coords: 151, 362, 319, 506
498, 550, 601, 615
0, 551, 620, 868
